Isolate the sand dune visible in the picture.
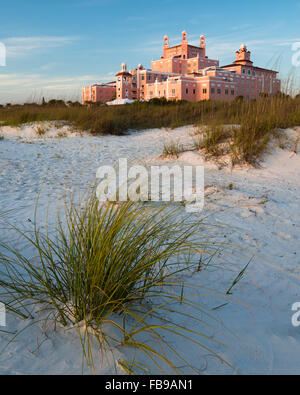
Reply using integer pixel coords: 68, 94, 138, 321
1, 124, 300, 374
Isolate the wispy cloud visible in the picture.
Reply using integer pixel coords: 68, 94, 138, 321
0, 72, 114, 103
1, 36, 80, 58
0, 73, 111, 88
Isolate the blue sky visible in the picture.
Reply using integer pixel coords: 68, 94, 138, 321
1, 0, 300, 104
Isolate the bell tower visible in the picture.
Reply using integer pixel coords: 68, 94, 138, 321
163, 35, 169, 58
200, 35, 206, 57
181, 31, 188, 59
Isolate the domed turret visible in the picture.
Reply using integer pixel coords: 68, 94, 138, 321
240, 43, 247, 52
235, 43, 252, 64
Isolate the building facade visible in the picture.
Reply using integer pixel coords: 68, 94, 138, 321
83, 31, 281, 104
82, 82, 116, 104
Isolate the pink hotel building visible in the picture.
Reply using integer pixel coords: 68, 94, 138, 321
82, 81, 116, 104
82, 31, 281, 104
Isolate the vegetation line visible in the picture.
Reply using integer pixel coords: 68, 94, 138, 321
1, 94, 300, 164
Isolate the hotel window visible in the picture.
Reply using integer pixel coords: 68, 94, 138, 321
186, 88, 189, 94
242, 69, 246, 74
193, 89, 196, 94
203, 88, 207, 94
148, 75, 152, 81
141, 75, 145, 80
225, 89, 229, 95
231, 90, 235, 95
211, 88, 215, 94
248, 70, 251, 75
172, 89, 176, 96
217, 88, 221, 94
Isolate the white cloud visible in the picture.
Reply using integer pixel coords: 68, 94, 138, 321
0, 36, 79, 58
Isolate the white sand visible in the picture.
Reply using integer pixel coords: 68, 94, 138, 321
0, 123, 300, 375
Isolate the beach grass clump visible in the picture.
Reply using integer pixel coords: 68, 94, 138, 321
193, 135, 204, 151
162, 140, 184, 158
55, 130, 68, 138
35, 125, 48, 137
0, 195, 228, 374
202, 124, 233, 158
231, 120, 272, 165
193, 94, 300, 165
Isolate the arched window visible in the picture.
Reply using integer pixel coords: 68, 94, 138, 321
164, 36, 169, 48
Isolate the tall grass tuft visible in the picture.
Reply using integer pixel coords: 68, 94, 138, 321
162, 140, 184, 158
35, 125, 48, 137
0, 195, 230, 374
202, 124, 233, 158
